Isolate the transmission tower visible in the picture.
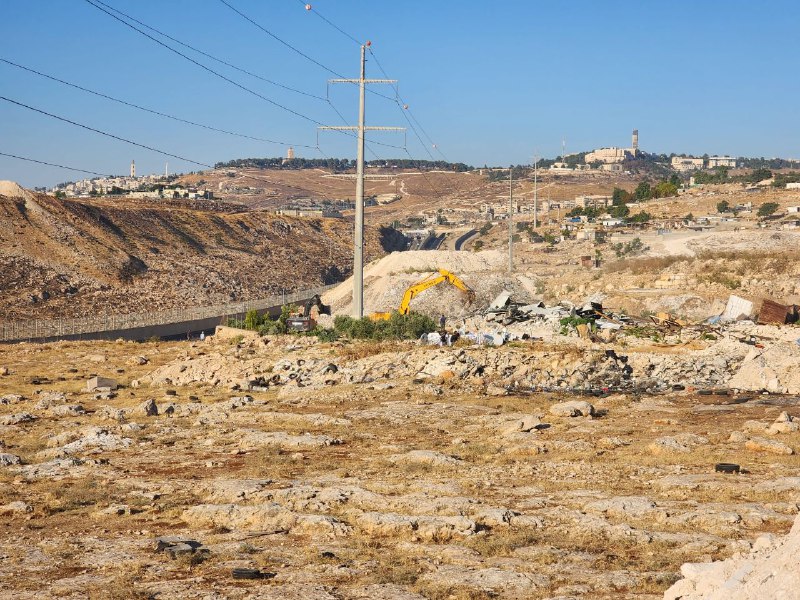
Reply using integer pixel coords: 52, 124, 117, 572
319, 43, 404, 318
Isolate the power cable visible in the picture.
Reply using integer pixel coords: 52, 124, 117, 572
84, 0, 324, 127
218, 0, 395, 102
0, 151, 108, 177
295, 0, 362, 45
84, 0, 403, 153
0, 57, 316, 150
0, 95, 212, 169
292, 1, 447, 163
90, 0, 326, 102
291, 2, 450, 201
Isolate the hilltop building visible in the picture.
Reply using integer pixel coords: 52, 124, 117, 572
708, 156, 737, 168
130, 160, 135, 178
584, 129, 639, 165
671, 156, 705, 172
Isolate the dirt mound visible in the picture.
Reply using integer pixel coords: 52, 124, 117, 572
323, 250, 537, 317
0, 180, 29, 199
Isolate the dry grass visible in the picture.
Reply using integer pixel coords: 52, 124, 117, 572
1, 339, 799, 599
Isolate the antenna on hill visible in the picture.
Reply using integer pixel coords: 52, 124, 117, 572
318, 43, 404, 319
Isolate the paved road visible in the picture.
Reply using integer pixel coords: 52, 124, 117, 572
454, 229, 477, 251
421, 233, 445, 250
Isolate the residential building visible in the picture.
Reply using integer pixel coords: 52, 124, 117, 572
671, 156, 705, 172
707, 156, 737, 168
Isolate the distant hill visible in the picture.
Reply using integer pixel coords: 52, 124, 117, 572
0, 182, 404, 320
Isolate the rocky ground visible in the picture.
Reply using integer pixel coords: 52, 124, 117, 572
1, 330, 798, 599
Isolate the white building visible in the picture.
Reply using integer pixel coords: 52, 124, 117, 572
707, 156, 737, 168
585, 147, 628, 164
671, 156, 704, 172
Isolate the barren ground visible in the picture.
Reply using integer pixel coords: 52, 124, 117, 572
1, 334, 798, 599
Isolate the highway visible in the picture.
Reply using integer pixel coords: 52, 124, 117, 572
420, 233, 446, 250
454, 229, 477, 251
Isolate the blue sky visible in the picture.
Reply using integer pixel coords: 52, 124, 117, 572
2, 0, 799, 187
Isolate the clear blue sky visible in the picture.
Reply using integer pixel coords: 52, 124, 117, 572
2, 0, 799, 187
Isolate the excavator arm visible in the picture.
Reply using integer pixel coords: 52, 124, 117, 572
397, 274, 447, 315
370, 269, 475, 320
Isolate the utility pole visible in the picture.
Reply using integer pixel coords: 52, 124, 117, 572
532, 153, 539, 229
508, 165, 514, 273
319, 43, 403, 319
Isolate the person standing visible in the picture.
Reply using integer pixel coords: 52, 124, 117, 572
439, 314, 446, 330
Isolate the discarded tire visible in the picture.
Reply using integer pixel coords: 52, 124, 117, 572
714, 463, 740, 474
672, 384, 686, 391
698, 390, 713, 396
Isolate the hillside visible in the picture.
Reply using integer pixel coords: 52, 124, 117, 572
0, 182, 405, 321
178, 165, 640, 221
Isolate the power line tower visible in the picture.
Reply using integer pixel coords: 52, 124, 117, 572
319, 42, 403, 319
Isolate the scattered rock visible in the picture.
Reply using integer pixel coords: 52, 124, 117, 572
0, 453, 22, 466
0, 413, 36, 426
649, 434, 708, 455
767, 411, 799, 435
86, 376, 117, 391
388, 450, 461, 467
52, 405, 86, 417
0, 501, 32, 514
745, 436, 794, 455
138, 398, 158, 417
549, 400, 594, 417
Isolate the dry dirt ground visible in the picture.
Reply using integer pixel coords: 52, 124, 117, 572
1, 335, 798, 599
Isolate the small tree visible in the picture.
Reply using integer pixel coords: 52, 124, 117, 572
612, 187, 632, 205
634, 182, 652, 201
717, 200, 730, 213
757, 202, 779, 218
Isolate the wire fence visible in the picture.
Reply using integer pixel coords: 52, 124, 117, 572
0, 283, 338, 343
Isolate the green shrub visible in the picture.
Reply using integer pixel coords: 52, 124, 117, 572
330, 312, 435, 341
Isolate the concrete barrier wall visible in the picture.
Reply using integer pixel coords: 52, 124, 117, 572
0, 284, 337, 344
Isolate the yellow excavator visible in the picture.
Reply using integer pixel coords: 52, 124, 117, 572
370, 269, 475, 321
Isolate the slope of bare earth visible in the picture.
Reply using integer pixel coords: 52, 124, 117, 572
177, 167, 640, 219
0, 334, 798, 599
0, 182, 405, 321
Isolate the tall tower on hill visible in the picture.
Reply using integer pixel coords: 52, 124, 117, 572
631, 129, 639, 155
287, 147, 295, 160
130, 160, 135, 178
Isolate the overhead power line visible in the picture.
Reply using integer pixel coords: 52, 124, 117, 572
219, 0, 395, 102
84, 0, 324, 127
0, 95, 213, 169
295, 0, 362, 45
0, 151, 108, 177
90, 0, 326, 101
0, 58, 316, 150
84, 0, 404, 153
293, 2, 449, 169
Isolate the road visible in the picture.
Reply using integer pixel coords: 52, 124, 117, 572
454, 229, 477, 251
420, 233, 445, 250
